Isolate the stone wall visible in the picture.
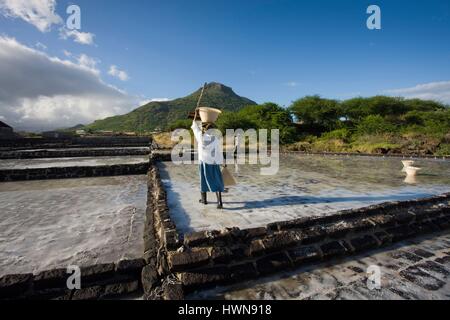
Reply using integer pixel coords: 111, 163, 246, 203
0, 137, 151, 151
142, 161, 450, 297
0, 163, 150, 182
151, 149, 450, 164
167, 193, 450, 293
0, 148, 150, 159
139, 162, 184, 300
280, 151, 449, 160
150, 150, 173, 162
0, 259, 145, 300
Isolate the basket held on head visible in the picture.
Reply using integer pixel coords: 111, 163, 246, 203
197, 107, 222, 124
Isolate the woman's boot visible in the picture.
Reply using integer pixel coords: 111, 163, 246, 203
216, 192, 223, 209
199, 192, 207, 205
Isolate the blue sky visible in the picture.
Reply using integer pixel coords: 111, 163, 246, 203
0, 0, 449, 130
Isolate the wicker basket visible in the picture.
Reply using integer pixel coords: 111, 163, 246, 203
198, 107, 222, 123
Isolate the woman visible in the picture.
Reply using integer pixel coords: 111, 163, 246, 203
191, 109, 224, 209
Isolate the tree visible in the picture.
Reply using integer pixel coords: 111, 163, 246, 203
403, 98, 446, 112
356, 115, 396, 135
167, 119, 192, 131
289, 95, 341, 132
216, 103, 297, 144
216, 111, 256, 132
341, 97, 372, 122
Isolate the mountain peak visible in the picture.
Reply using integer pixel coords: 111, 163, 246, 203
196, 82, 235, 96
87, 82, 257, 132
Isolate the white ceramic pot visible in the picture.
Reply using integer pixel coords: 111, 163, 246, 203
404, 166, 421, 176
401, 160, 415, 167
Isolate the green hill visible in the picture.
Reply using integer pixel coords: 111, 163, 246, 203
86, 82, 257, 132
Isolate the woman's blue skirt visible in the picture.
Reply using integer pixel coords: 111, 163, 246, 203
199, 162, 225, 193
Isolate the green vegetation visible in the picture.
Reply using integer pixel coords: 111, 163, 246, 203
285, 95, 450, 156
84, 82, 449, 156
167, 119, 192, 131
290, 96, 340, 132
216, 103, 297, 144
204, 94, 449, 156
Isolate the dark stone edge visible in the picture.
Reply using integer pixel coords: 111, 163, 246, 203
176, 211, 450, 293
151, 150, 449, 162
0, 148, 150, 160
279, 151, 449, 160
0, 137, 151, 152
0, 258, 146, 300
141, 159, 184, 300
0, 163, 150, 182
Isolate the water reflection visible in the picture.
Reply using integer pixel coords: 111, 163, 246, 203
404, 174, 417, 185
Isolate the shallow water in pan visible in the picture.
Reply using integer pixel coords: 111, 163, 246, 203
0, 175, 147, 277
158, 154, 450, 233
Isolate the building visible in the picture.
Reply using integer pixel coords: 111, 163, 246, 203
97, 130, 115, 136
76, 129, 86, 136
122, 131, 137, 136
0, 120, 19, 139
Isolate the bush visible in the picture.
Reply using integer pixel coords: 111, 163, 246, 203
216, 111, 256, 132
436, 143, 450, 156
312, 138, 348, 153
164, 95, 449, 156
320, 128, 351, 142
289, 95, 341, 132
217, 103, 297, 144
167, 119, 192, 131
356, 115, 397, 135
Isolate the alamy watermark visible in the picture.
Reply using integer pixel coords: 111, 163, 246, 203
66, 265, 81, 290
367, 5, 381, 30
367, 265, 382, 290
171, 128, 280, 176
66, 5, 81, 30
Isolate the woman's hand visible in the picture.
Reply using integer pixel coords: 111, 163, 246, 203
194, 108, 200, 120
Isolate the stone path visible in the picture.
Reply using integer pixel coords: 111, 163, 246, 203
190, 232, 450, 300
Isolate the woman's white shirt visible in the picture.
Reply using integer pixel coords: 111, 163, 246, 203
191, 121, 224, 165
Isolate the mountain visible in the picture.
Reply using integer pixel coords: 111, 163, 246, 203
86, 82, 257, 132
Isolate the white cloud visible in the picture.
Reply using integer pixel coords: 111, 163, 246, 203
108, 65, 129, 81
385, 81, 450, 104
59, 27, 95, 45
35, 42, 47, 50
62, 49, 72, 57
0, 0, 62, 32
77, 54, 100, 74
284, 81, 300, 87
0, 36, 136, 131
0, 1, 97, 46
139, 98, 170, 105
